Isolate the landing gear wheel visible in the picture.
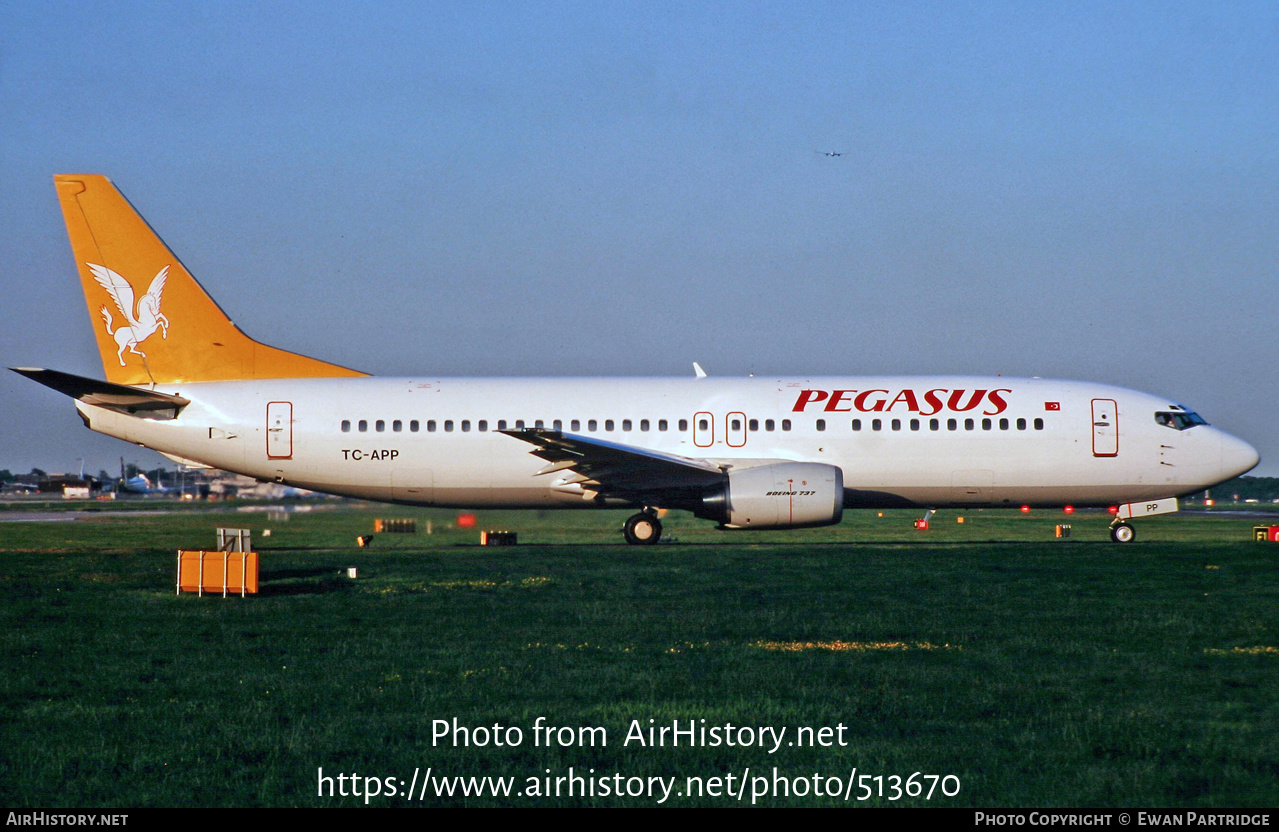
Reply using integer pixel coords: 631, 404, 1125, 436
1110, 522, 1136, 543
623, 513, 663, 545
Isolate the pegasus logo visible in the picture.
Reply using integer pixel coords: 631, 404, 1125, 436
88, 263, 170, 366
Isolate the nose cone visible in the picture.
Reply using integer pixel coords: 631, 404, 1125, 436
1220, 431, 1261, 480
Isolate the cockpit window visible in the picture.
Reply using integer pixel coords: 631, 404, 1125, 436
1155, 410, 1208, 431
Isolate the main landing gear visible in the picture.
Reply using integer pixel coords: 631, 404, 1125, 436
623, 510, 663, 545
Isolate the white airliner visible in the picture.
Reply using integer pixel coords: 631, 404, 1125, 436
13, 175, 1260, 544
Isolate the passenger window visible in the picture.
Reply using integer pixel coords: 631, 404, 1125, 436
965, 418, 974, 431
733, 418, 744, 430
516, 420, 525, 429
571, 419, 580, 431
748, 419, 758, 431
765, 419, 775, 431
606, 420, 615, 431
589, 419, 598, 431
871, 419, 881, 431
497, 420, 507, 430
553, 419, 562, 430
393, 420, 402, 432
535, 420, 545, 428
911, 419, 920, 431
852, 419, 861, 431
1034, 418, 1043, 430
427, 420, 436, 432
1017, 418, 1027, 430
622, 419, 632, 431
461, 420, 471, 432
376, 420, 385, 432
410, 420, 419, 432
930, 418, 939, 431
478, 420, 487, 432
359, 420, 368, 432
341, 420, 351, 432
698, 419, 708, 430
640, 419, 650, 431
1000, 418, 1009, 430
445, 420, 454, 432
659, 419, 669, 431
948, 419, 957, 431
679, 419, 688, 431
982, 418, 991, 430
782, 419, 792, 431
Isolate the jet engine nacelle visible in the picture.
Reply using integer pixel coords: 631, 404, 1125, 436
702, 462, 844, 529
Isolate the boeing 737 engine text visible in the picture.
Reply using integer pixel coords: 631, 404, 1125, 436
13, 175, 1260, 544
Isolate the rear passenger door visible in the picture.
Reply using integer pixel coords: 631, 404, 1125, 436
1091, 398, 1118, 457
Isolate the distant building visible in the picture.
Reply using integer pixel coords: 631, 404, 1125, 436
13, 473, 104, 496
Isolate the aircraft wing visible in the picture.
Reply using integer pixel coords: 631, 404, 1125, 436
500, 428, 726, 502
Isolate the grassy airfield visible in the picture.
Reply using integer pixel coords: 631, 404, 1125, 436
0, 503, 1276, 807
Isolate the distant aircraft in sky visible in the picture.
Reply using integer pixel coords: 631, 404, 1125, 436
13, 175, 1259, 543
815, 151, 845, 157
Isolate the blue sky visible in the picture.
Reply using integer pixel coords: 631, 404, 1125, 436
1, 1, 1276, 477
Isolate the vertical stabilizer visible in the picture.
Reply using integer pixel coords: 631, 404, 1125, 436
54, 175, 367, 385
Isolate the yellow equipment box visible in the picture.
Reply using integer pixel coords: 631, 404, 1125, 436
177, 550, 259, 596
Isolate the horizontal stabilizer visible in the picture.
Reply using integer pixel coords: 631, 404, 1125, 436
158, 451, 214, 470
11, 367, 189, 417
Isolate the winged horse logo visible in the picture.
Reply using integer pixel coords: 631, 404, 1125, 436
88, 263, 171, 366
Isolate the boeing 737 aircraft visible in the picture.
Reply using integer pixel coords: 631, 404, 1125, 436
13, 175, 1260, 543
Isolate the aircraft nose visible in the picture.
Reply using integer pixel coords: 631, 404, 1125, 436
1220, 431, 1260, 479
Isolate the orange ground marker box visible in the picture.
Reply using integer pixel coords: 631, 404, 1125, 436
177, 550, 259, 596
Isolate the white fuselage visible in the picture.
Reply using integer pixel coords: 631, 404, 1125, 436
76, 374, 1259, 511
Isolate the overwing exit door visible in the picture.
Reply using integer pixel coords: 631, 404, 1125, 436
693, 411, 714, 448
726, 412, 747, 447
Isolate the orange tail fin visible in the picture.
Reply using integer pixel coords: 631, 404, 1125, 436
55, 174, 367, 385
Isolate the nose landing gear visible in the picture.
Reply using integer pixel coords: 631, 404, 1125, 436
1109, 521, 1136, 543
623, 510, 663, 545
1107, 498, 1177, 543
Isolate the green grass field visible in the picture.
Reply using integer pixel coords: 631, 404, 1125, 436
1, 503, 1276, 807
